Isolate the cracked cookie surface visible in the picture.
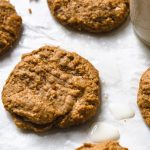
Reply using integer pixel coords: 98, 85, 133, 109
138, 68, 150, 127
0, 0, 22, 54
2, 46, 100, 132
47, 0, 129, 33
76, 141, 128, 150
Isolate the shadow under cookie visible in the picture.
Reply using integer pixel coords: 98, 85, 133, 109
12, 114, 53, 132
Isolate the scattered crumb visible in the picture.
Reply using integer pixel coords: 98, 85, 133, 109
124, 120, 126, 122
104, 94, 108, 100
28, 8, 32, 14
105, 95, 108, 100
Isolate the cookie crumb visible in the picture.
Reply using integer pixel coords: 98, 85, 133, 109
28, 8, 32, 14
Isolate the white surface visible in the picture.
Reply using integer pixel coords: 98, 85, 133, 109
0, 0, 150, 150
89, 122, 120, 142
109, 103, 135, 120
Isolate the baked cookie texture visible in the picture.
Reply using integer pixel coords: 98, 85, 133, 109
0, 0, 22, 54
76, 141, 128, 150
2, 46, 100, 132
47, 0, 129, 33
138, 68, 150, 127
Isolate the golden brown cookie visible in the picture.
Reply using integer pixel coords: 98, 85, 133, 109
76, 141, 128, 150
47, 0, 129, 33
138, 68, 150, 127
2, 46, 100, 132
0, 0, 22, 54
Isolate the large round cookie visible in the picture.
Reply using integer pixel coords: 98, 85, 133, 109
138, 68, 150, 127
47, 0, 129, 33
2, 46, 100, 132
0, 0, 22, 54
76, 141, 128, 150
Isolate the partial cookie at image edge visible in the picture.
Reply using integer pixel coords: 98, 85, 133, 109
137, 68, 150, 127
0, 0, 22, 54
76, 141, 128, 150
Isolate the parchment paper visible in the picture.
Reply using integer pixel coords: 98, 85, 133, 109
0, 0, 150, 150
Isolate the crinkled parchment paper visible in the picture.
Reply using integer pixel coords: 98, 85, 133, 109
0, 0, 150, 150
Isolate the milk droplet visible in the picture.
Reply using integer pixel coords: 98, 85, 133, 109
89, 122, 120, 142
109, 103, 135, 120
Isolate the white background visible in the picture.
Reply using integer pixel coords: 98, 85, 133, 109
0, 0, 150, 149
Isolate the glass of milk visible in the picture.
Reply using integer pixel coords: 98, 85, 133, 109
130, 0, 150, 46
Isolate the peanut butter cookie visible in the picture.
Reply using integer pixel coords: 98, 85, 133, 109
0, 0, 22, 54
47, 0, 129, 33
76, 141, 128, 150
2, 46, 100, 132
138, 68, 150, 127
